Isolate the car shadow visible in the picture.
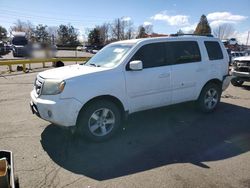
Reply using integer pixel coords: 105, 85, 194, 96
242, 85, 250, 91
41, 102, 250, 181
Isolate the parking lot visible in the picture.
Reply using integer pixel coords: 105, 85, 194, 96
0, 50, 92, 60
0, 50, 93, 74
0, 71, 250, 187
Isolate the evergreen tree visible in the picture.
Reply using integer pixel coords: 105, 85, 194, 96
0, 25, 7, 41
88, 28, 101, 46
57, 24, 80, 47
176, 29, 184, 35
34, 24, 50, 44
194, 15, 211, 35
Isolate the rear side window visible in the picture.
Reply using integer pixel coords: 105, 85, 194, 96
168, 41, 201, 64
131, 43, 166, 68
204, 41, 223, 60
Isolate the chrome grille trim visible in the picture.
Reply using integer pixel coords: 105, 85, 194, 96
34, 75, 44, 95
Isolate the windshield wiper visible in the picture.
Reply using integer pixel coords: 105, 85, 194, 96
89, 63, 101, 67
89, 63, 97, 67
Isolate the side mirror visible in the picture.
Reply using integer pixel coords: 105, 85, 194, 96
129, 60, 143, 71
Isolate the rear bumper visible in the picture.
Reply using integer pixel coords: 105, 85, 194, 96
222, 75, 232, 91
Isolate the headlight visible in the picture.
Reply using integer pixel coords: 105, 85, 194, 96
41, 79, 66, 95
232, 60, 238, 67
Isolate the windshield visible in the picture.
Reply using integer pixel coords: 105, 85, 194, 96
85, 44, 133, 68
12, 36, 28, 46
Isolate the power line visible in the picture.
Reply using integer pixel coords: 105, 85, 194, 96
0, 8, 113, 22
0, 6, 104, 19
0, 14, 111, 24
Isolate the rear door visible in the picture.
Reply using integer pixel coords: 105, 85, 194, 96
170, 41, 203, 104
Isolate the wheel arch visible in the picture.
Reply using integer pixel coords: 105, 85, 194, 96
77, 95, 126, 123
197, 79, 222, 99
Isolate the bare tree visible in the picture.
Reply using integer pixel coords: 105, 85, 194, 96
144, 24, 153, 34
136, 25, 147, 38
97, 23, 110, 45
10, 20, 35, 41
10, 20, 26, 32
48, 26, 58, 44
124, 20, 135, 39
111, 18, 124, 40
213, 23, 235, 40
111, 18, 136, 41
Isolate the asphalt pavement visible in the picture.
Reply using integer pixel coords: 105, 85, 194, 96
0, 72, 249, 188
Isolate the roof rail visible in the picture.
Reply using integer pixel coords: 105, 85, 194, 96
170, 34, 214, 37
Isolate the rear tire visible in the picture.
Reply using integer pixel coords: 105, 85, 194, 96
231, 77, 244, 86
198, 83, 222, 113
14, 176, 20, 188
77, 100, 122, 142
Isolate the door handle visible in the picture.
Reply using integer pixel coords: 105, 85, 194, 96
159, 73, 170, 78
196, 68, 206, 72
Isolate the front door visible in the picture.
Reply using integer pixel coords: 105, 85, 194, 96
125, 42, 172, 113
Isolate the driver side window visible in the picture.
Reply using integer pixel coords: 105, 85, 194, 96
130, 43, 167, 69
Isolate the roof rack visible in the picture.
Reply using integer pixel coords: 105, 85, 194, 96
170, 34, 214, 37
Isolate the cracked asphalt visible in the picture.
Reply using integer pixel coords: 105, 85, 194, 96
0, 71, 250, 188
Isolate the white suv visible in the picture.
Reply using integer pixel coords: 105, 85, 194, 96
30, 36, 231, 141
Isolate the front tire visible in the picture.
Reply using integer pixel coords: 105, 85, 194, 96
231, 77, 244, 86
198, 83, 222, 113
77, 100, 122, 142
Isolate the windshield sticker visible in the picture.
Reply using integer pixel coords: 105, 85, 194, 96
113, 48, 125, 53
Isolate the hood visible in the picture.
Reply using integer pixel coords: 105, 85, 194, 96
39, 64, 107, 80
234, 56, 250, 61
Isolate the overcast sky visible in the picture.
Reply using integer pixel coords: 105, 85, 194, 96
0, 0, 249, 43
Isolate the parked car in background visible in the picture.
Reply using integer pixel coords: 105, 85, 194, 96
76, 45, 87, 51
231, 56, 250, 86
76, 46, 83, 51
0, 41, 11, 56
231, 51, 245, 60
230, 51, 245, 65
84, 45, 104, 53
30, 35, 231, 142
11, 32, 29, 57
84, 45, 94, 53
90, 45, 104, 54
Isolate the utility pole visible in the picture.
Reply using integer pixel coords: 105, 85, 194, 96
246, 31, 250, 46
52, 34, 55, 45
117, 19, 120, 40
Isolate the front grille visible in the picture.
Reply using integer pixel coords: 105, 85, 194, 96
235, 61, 250, 73
238, 67, 250, 72
34, 75, 44, 95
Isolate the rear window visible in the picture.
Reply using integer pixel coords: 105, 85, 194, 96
168, 41, 201, 64
204, 41, 223, 60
